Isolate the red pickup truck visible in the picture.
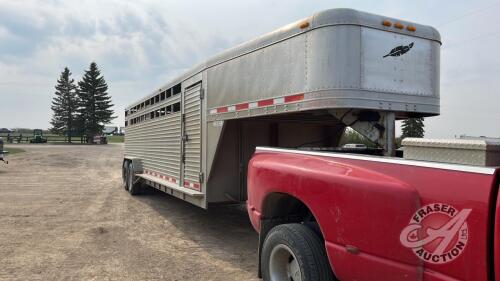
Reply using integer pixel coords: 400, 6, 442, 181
247, 146, 499, 281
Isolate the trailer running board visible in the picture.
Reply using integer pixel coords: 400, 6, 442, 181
138, 173, 204, 197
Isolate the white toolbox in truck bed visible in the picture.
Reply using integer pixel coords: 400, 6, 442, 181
402, 138, 500, 166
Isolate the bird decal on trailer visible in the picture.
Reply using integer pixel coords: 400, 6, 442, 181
383, 42, 414, 58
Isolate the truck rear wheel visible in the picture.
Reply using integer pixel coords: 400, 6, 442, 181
261, 223, 334, 281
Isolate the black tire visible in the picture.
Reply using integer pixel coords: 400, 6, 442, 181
261, 223, 335, 281
127, 162, 141, 195
122, 161, 129, 191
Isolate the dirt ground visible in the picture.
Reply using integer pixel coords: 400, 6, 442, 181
0, 144, 259, 281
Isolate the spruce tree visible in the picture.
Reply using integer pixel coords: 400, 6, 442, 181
401, 117, 425, 139
74, 111, 87, 143
77, 62, 115, 141
50, 67, 78, 143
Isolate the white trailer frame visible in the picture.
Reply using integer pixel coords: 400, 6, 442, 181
124, 8, 441, 208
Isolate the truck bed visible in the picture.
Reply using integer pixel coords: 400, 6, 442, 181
247, 147, 499, 280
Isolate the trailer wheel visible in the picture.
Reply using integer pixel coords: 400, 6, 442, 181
261, 223, 334, 281
127, 162, 141, 195
122, 161, 129, 191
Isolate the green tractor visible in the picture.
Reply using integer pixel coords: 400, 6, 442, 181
29, 129, 47, 143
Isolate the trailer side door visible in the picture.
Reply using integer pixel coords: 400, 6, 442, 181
182, 82, 203, 191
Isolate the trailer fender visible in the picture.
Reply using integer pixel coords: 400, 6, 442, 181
123, 157, 143, 174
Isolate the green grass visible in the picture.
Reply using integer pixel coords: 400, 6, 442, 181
107, 135, 124, 143
4, 147, 26, 155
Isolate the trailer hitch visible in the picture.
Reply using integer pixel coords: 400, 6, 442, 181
329, 109, 396, 156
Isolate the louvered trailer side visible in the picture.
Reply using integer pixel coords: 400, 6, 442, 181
123, 8, 441, 208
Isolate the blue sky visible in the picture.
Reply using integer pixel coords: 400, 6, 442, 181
0, 0, 499, 138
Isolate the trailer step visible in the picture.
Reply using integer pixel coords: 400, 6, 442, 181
138, 173, 204, 197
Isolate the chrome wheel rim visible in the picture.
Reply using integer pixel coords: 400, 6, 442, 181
269, 244, 302, 281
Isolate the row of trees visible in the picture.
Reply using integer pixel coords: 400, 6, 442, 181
50, 62, 114, 143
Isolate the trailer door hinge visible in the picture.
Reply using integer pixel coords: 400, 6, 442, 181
200, 89, 205, 100
199, 172, 204, 183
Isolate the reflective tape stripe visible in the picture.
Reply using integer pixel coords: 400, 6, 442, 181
274, 97, 285, 105
183, 180, 201, 191
236, 103, 249, 110
210, 93, 305, 115
217, 107, 228, 113
143, 170, 179, 185
284, 93, 304, 103
143, 172, 200, 191
258, 99, 274, 107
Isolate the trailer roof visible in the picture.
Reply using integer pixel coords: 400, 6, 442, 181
127, 8, 441, 110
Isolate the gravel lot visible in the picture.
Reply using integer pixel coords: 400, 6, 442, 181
0, 144, 259, 281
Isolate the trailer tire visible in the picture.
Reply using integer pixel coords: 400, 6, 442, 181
122, 161, 129, 191
261, 223, 334, 281
127, 162, 141, 195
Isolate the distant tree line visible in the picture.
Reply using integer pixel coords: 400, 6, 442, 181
50, 62, 115, 143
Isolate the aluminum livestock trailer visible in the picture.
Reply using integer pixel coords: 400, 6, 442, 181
123, 8, 441, 208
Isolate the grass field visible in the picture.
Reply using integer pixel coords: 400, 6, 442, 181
107, 135, 124, 143
4, 147, 26, 155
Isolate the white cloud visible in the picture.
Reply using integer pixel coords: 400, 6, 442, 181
0, 0, 235, 128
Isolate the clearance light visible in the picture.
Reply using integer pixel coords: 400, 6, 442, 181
299, 21, 310, 29
394, 22, 404, 29
382, 20, 392, 27
407, 25, 416, 32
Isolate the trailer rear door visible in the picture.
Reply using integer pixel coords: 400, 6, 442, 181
182, 82, 203, 191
